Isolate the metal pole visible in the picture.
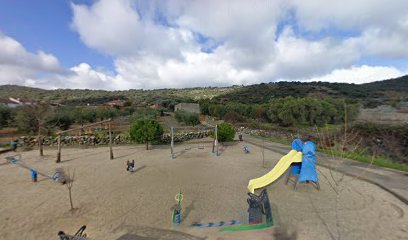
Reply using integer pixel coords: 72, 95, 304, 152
56, 134, 61, 163
171, 127, 174, 159
109, 122, 114, 160
212, 127, 215, 153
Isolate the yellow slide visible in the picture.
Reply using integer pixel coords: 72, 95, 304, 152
248, 150, 302, 193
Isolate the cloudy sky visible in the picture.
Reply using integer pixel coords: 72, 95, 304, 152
0, 0, 407, 90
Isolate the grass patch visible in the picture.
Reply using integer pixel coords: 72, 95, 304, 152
243, 121, 342, 132
250, 134, 291, 145
0, 142, 11, 148
319, 148, 408, 173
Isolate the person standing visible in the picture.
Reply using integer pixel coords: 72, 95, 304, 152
10, 139, 18, 151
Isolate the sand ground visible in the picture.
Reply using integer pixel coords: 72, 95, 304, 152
0, 140, 407, 240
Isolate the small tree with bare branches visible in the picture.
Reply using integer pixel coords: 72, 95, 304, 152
19, 102, 57, 157
312, 102, 375, 240
65, 168, 76, 211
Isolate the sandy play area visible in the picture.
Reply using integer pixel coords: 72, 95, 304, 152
0, 140, 407, 240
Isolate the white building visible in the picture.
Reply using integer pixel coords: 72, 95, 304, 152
0, 97, 35, 108
174, 103, 200, 114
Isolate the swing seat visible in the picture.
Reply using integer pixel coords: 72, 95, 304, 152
243, 145, 250, 153
58, 225, 87, 240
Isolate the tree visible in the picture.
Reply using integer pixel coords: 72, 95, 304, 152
278, 109, 295, 127
96, 106, 118, 121
224, 111, 243, 123
122, 106, 135, 116
216, 123, 235, 142
199, 100, 210, 115
15, 108, 37, 134
175, 110, 200, 126
254, 105, 268, 120
131, 108, 158, 122
16, 102, 56, 156
129, 118, 164, 150
81, 107, 97, 123
65, 168, 76, 211
32, 103, 55, 156
55, 114, 74, 131
0, 106, 12, 129
187, 112, 200, 126
48, 107, 74, 131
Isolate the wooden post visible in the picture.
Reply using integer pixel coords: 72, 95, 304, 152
56, 134, 61, 163
109, 121, 114, 160
215, 125, 219, 156
39, 135, 44, 157
56, 118, 113, 161
171, 127, 174, 159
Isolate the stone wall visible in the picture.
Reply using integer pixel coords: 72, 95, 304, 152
161, 131, 211, 144
17, 135, 134, 147
16, 130, 211, 147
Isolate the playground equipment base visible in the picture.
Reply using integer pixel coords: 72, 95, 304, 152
220, 221, 273, 232
220, 189, 274, 232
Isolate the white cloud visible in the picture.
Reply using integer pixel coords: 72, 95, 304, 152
354, 27, 408, 58
61, 63, 116, 89
290, 0, 408, 31
0, 33, 60, 71
0, 32, 119, 90
0, 32, 62, 85
1, 0, 408, 90
271, 27, 360, 79
290, 0, 408, 59
70, 0, 196, 60
298, 65, 407, 84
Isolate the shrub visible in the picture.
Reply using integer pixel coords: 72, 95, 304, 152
131, 108, 158, 122
223, 111, 244, 123
129, 118, 164, 150
266, 97, 360, 127
216, 123, 235, 142
175, 110, 200, 126
0, 106, 12, 129
15, 108, 37, 134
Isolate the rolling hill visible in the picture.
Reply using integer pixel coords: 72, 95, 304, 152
0, 75, 407, 107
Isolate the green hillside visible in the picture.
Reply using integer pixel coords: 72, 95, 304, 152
0, 75, 407, 107
0, 85, 238, 105
212, 75, 408, 106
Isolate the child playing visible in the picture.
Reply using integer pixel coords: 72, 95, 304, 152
30, 169, 38, 182
126, 160, 135, 172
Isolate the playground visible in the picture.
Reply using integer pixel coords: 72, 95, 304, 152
0, 139, 407, 240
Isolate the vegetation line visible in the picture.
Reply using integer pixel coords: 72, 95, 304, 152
252, 134, 408, 173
